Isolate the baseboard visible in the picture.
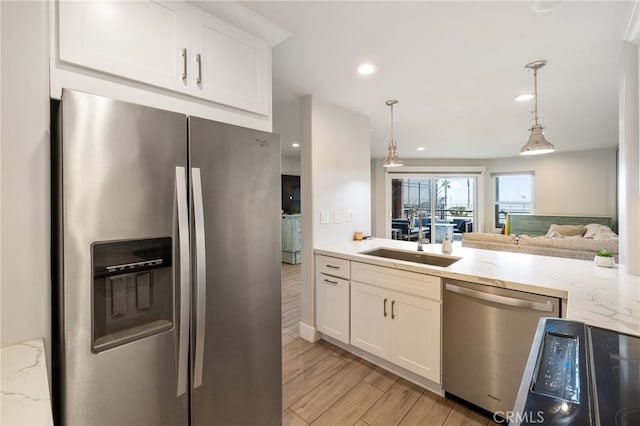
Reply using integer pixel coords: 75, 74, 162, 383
298, 321, 321, 343
322, 335, 444, 397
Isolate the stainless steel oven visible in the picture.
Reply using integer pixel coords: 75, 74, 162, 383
443, 279, 561, 415
513, 318, 640, 425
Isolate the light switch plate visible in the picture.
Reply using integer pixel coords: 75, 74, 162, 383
346, 209, 353, 222
320, 210, 330, 224
333, 210, 340, 223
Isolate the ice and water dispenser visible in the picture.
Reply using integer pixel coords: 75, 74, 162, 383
92, 238, 173, 353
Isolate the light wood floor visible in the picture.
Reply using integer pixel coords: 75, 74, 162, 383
280, 263, 494, 426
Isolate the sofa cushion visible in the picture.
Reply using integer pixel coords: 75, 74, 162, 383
518, 234, 618, 254
462, 233, 516, 244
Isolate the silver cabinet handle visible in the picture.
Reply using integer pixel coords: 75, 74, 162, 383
181, 48, 187, 80
196, 53, 202, 84
192, 168, 207, 388
175, 167, 190, 397
383, 298, 388, 317
391, 300, 395, 319
445, 283, 554, 313
326, 264, 340, 269
323, 278, 338, 285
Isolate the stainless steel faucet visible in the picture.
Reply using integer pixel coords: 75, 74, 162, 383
411, 209, 428, 251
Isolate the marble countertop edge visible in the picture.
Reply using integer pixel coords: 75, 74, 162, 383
315, 238, 640, 337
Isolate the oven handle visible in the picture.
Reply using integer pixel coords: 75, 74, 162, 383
445, 283, 554, 313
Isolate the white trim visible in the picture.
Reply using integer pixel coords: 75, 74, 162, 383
192, 1, 292, 47
298, 321, 321, 343
322, 335, 444, 397
386, 166, 486, 174
624, 0, 640, 43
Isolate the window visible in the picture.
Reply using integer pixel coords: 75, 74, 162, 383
390, 175, 477, 241
494, 173, 534, 227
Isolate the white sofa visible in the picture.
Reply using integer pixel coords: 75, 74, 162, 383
462, 223, 619, 261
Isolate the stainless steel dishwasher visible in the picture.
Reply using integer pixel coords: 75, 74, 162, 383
443, 279, 561, 416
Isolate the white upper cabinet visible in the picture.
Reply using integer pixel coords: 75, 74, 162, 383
59, 1, 190, 94
57, 1, 273, 117
189, 5, 269, 115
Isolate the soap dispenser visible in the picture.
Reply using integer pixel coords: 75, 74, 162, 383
442, 235, 452, 255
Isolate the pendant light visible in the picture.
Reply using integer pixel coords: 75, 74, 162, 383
520, 60, 555, 156
383, 99, 403, 167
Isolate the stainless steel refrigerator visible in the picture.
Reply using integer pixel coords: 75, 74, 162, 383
52, 89, 282, 425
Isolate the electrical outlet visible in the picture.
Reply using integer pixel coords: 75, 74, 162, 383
333, 210, 340, 223
320, 210, 330, 224
346, 209, 353, 222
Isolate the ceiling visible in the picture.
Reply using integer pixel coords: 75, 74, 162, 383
243, 1, 633, 159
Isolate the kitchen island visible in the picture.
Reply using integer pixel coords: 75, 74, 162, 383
316, 237, 640, 337
0, 338, 53, 426
313, 237, 640, 412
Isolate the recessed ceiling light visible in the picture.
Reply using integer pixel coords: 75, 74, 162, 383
357, 63, 376, 75
532, 1, 563, 13
514, 93, 535, 102
292, 143, 300, 148
417, 147, 425, 151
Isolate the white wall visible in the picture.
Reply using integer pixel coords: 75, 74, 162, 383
1, 0, 51, 364
486, 148, 618, 231
273, 88, 301, 175
618, 40, 640, 275
371, 148, 618, 237
281, 156, 301, 176
299, 96, 370, 340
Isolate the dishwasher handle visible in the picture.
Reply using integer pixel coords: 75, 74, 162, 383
445, 283, 554, 313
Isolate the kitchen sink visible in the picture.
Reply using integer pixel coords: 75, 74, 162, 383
359, 248, 461, 267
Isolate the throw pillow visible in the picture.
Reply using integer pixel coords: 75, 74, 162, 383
545, 230, 563, 238
593, 231, 618, 240
584, 223, 613, 238
545, 224, 586, 238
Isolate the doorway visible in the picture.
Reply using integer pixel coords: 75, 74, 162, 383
386, 173, 481, 242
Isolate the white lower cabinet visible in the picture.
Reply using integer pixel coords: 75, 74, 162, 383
350, 282, 390, 358
316, 273, 350, 344
315, 255, 351, 344
350, 262, 442, 383
389, 292, 440, 383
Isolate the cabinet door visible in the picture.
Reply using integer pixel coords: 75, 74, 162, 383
190, 5, 270, 116
350, 282, 389, 359
390, 292, 441, 383
59, 0, 190, 94
316, 273, 349, 344
282, 216, 301, 252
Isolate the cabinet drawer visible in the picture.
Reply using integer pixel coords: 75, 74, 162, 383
316, 255, 350, 279
351, 262, 440, 301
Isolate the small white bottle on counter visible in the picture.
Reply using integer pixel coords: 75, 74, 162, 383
441, 235, 452, 255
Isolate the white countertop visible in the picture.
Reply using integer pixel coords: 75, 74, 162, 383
315, 238, 640, 337
1, 338, 53, 426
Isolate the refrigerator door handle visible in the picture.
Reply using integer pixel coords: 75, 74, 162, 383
175, 166, 190, 397
192, 168, 207, 388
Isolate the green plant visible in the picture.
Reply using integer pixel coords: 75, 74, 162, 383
449, 206, 468, 217
596, 249, 612, 257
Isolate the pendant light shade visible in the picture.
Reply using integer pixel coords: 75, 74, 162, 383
520, 60, 555, 156
383, 99, 403, 167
